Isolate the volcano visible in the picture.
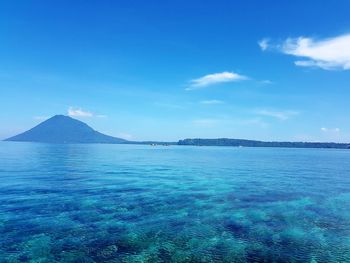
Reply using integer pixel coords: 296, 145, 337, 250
5, 115, 127, 144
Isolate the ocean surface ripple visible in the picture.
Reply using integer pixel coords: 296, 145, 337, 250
0, 142, 350, 262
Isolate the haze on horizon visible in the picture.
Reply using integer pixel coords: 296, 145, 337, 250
1, 1, 350, 142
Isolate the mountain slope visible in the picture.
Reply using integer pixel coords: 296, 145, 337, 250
5, 115, 127, 144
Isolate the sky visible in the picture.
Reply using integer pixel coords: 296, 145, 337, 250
1, 0, 350, 142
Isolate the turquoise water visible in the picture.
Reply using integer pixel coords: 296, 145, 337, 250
0, 142, 350, 262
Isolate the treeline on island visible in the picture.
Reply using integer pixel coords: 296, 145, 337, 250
177, 138, 350, 149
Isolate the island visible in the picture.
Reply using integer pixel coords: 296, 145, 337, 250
5, 115, 350, 149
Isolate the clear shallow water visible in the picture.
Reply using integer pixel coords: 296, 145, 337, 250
0, 142, 350, 263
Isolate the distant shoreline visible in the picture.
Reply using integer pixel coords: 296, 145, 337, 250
176, 138, 350, 149
3, 139, 350, 150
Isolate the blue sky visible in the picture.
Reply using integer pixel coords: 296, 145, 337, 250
1, 0, 350, 142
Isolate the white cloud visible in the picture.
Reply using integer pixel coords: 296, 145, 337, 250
256, 109, 299, 120
258, 38, 270, 51
187, 71, 247, 90
200, 100, 224, 105
262, 33, 350, 70
67, 107, 107, 118
321, 127, 340, 132
68, 107, 93, 117
319, 127, 343, 142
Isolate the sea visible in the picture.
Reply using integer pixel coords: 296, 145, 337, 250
0, 142, 349, 262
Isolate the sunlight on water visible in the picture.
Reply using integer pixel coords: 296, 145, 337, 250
0, 142, 350, 262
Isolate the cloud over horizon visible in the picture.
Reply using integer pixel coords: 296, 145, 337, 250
321, 127, 340, 133
186, 71, 247, 90
67, 107, 106, 118
68, 107, 93, 117
259, 33, 350, 70
200, 100, 224, 105
256, 109, 299, 121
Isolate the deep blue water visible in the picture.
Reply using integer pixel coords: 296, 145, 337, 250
0, 142, 350, 262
